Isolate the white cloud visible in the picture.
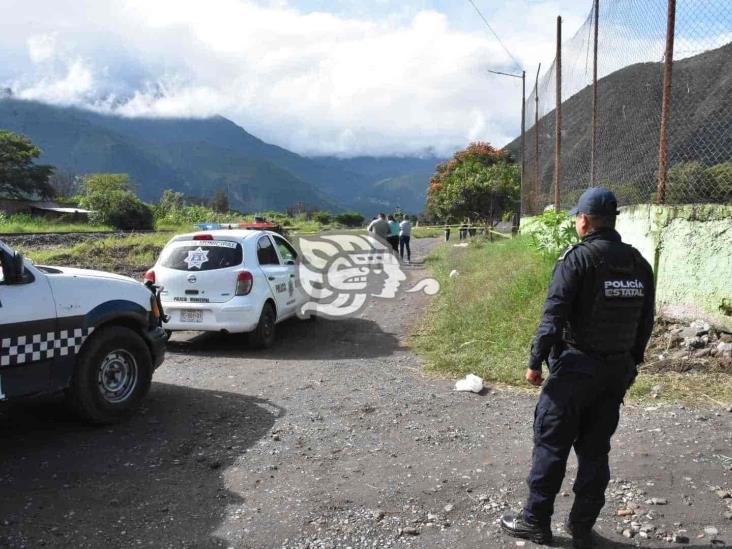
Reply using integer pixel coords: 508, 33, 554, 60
17, 59, 95, 105
0, 0, 596, 156
27, 33, 57, 64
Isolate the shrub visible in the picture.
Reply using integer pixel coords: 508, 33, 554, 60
526, 209, 578, 258
85, 190, 154, 230
666, 162, 707, 204
334, 211, 365, 227
312, 211, 332, 225
705, 162, 732, 203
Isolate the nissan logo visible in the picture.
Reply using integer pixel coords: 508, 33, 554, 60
187, 274, 197, 284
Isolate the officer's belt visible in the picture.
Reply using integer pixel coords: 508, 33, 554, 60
564, 342, 632, 361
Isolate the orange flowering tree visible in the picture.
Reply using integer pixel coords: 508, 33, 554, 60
426, 142, 519, 223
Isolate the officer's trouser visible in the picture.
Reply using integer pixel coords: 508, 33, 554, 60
523, 361, 626, 530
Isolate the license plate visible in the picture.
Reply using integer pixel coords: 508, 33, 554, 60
180, 310, 203, 323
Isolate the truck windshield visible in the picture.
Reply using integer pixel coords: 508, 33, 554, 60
159, 240, 243, 271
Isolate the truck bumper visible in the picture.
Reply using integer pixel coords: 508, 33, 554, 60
162, 303, 259, 334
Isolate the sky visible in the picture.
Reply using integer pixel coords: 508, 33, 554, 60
0, 0, 615, 156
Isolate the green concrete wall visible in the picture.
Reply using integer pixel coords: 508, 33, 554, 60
616, 204, 732, 329
521, 204, 732, 328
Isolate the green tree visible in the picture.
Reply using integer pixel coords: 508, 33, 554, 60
426, 142, 519, 222
0, 130, 54, 198
157, 189, 185, 217
210, 189, 229, 213
81, 173, 135, 194
79, 173, 153, 230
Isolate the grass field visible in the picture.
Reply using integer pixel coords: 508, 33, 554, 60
0, 219, 113, 234
411, 236, 732, 404
23, 233, 171, 278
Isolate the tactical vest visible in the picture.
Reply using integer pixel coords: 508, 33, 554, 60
564, 239, 648, 356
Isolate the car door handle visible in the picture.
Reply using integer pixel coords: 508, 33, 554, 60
289, 274, 295, 278
268, 276, 275, 281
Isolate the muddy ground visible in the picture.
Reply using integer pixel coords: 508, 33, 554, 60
1, 237, 731, 548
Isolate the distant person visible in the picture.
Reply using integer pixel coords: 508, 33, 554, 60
399, 215, 412, 263
386, 214, 400, 252
367, 212, 390, 241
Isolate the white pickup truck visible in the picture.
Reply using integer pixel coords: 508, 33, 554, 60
0, 238, 166, 423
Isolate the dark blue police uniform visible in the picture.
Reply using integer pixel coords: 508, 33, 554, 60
523, 227, 655, 533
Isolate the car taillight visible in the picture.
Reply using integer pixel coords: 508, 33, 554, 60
194, 234, 214, 240
144, 269, 156, 283
235, 271, 253, 296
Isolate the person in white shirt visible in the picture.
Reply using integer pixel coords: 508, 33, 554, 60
399, 215, 412, 263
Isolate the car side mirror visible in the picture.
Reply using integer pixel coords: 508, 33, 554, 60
9, 251, 26, 284
285, 259, 296, 266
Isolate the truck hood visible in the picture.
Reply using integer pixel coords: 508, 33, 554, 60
39, 265, 139, 285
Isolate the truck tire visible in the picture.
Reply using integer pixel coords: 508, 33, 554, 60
248, 302, 276, 349
66, 325, 153, 424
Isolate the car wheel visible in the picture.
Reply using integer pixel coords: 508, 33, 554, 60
249, 302, 276, 349
66, 326, 153, 424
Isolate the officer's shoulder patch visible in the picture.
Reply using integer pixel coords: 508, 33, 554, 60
558, 243, 580, 261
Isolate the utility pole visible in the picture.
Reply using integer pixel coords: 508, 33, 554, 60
487, 68, 525, 228
520, 69, 526, 226
534, 63, 541, 213
657, 0, 676, 204
591, 0, 599, 186
554, 15, 562, 213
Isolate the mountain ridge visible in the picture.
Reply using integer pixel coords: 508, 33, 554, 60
0, 98, 441, 214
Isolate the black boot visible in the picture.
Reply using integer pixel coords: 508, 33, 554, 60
500, 511, 553, 545
565, 521, 594, 549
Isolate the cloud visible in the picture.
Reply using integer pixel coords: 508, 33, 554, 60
0, 0, 596, 156
27, 33, 57, 64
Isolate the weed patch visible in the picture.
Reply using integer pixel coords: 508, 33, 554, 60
412, 236, 732, 404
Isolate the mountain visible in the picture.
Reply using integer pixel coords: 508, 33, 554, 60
0, 98, 441, 214
311, 156, 438, 214
504, 41, 732, 205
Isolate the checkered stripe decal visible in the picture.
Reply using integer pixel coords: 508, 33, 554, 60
0, 327, 94, 367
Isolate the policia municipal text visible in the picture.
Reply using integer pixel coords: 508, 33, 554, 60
501, 187, 655, 549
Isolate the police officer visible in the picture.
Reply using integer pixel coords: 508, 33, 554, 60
500, 187, 655, 549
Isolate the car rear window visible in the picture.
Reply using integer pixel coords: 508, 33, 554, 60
159, 240, 243, 271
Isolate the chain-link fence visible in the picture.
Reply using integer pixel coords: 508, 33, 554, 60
519, 0, 732, 215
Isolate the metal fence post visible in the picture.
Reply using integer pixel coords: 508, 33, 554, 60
591, 0, 599, 186
657, 0, 676, 204
519, 70, 526, 227
554, 16, 562, 212
533, 63, 541, 213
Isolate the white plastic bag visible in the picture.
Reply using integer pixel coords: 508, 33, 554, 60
454, 374, 484, 393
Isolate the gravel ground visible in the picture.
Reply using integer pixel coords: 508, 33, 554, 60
1, 237, 731, 548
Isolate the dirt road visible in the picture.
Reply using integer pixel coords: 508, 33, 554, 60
1, 237, 731, 548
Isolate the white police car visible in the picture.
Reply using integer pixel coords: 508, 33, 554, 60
146, 229, 307, 348
0, 239, 167, 423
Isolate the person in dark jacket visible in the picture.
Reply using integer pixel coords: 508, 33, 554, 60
500, 187, 655, 549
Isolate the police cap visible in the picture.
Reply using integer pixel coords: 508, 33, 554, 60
568, 187, 620, 216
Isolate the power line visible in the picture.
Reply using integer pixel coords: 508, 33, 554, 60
466, 0, 523, 70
